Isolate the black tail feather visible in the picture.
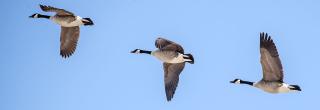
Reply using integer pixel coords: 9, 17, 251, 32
83, 18, 94, 26
184, 53, 194, 64
290, 85, 301, 91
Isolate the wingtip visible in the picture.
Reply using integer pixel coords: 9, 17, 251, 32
156, 37, 164, 41
60, 51, 72, 59
166, 96, 173, 102
39, 4, 45, 8
39, 4, 50, 11
260, 32, 273, 43
39, 4, 46, 10
260, 32, 268, 37
60, 54, 68, 59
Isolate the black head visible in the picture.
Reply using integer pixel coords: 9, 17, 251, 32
230, 79, 241, 84
82, 18, 94, 26
29, 13, 40, 18
289, 85, 301, 91
131, 49, 141, 54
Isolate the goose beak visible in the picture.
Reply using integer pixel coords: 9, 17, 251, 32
29, 14, 36, 18
130, 50, 137, 53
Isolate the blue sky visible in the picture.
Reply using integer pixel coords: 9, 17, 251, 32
0, 0, 319, 110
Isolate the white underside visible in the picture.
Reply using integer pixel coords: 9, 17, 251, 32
154, 53, 186, 63
254, 83, 295, 93
51, 16, 84, 27
276, 83, 291, 93
167, 53, 186, 63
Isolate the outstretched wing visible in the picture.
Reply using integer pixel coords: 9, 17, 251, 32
60, 26, 80, 58
260, 32, 283, 82
40, 5, 74, 16
155, 37, 184, 53
163, 63, 185, 101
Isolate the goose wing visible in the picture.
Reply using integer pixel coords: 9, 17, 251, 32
155, 37, 184, 53
260, 32, 284, 82
163, 62, 185, 101
40, 5, 74, 16
60, 26, 80, 58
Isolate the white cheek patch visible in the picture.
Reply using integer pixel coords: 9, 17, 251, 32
235, 80, 241, 84
34, 14, 39, 18
135, 50, 141, 54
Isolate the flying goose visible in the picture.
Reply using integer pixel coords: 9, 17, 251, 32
131, 37, 194, 101
230, 32, 301, 93
30, 5, 94, 58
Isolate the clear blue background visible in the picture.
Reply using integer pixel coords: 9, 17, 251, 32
0, 0, 319, 110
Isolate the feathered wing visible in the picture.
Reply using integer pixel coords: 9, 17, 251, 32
163, 63, 185, 101
155, 37, 184, 53
260, 32, 284, 82
60, 26, 80, 58
40, 5, 74, 16
156, 37, 187, 101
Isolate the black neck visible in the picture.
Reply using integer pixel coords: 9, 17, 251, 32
240, 80, 254, 86
38, 14, 50, 19
140, 50, 151, 54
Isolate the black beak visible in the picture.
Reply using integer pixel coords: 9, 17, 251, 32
29, 14, 36, 18
230, 79, 239, 83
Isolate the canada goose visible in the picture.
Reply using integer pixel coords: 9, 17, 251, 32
230, 32, 301, 93
29, 5, 94, 58
131, 37, 194, 101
